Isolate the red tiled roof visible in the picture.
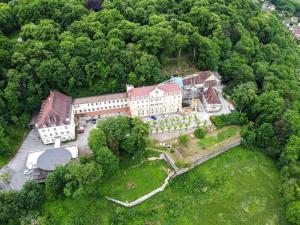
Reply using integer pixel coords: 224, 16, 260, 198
36, 91, 72, 128
183, 71, 214, 86
203, 87, 221, 104
74, 107, 130, 119
128, 82, 182, 98
73, 92, 127, 105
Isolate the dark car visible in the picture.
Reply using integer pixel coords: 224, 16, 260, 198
92, 119, 97, 124
150, 115, 157, 120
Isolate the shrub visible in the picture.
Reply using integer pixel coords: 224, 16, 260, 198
194, 128, 206, 138
210, 112, 248, 128
179, 134, 189, 146
287, 201, 300, 225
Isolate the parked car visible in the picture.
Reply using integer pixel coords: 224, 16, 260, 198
77, 126, 84, 133
150, 115, 157, 120
23, 169, 32, 175
92, 119, 97, 124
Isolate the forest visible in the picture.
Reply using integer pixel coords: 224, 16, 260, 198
0, 0, 300, 224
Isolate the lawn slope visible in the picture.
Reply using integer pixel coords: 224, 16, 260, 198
44, 147, 288, 225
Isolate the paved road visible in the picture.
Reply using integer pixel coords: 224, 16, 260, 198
0, 129, 50, 191
0, 123, 95, 191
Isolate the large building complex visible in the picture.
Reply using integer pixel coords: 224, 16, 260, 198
36, 71, 223, 144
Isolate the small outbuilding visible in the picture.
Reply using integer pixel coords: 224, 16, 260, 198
36, 148, 72, 171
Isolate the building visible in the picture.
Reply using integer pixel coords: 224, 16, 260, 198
35, 71, 224, 144
292, 26, 300, 41
202, 87, 222, 112
127, 83, 182, 117
72, 93, 129, 119
36, 91, 75, 145
182, 71, 221, 104
26, 146, 78, 181
262, 2, 276, 11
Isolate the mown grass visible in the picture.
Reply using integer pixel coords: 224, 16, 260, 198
0, 125, 28, 167
100, 160, 168, 202
44, 147, 288, 225
197, 126, 238, 150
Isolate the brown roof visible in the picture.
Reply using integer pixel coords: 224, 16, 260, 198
36, 91, 72, 128
73, 92, 127, 105
74, 107, 130, 120
183, 71, 220, 86
203, 87, 221, 104
128, 82, 182, 98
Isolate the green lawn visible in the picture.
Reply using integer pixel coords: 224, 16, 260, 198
0, 126, 28, 167
100, 160, 168, 202
197, 126, 238, 150
43, 147, 288, 225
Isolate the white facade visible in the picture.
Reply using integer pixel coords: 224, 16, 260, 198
129, 87, 182, 117
37, 112, 75, 145
202, 96, 222, 112
72, 96, 128, 115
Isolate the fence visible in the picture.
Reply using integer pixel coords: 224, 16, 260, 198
105, 171, 176, 207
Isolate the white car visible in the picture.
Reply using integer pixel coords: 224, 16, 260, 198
23, 169, 32, 175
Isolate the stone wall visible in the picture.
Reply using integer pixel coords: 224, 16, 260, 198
106, 137, 241, 207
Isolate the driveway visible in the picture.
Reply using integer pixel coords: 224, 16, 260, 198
0, 121, 97, 191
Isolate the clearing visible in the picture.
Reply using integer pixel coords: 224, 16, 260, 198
43, 147, 288, 225
99, 160, 169, 202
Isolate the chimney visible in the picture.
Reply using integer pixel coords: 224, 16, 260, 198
126, 84, 134, 92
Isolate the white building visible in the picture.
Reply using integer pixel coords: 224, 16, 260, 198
72, 93, 129, 118
35, 91, 75, 145
127, 83, 182, 117
202, 87, 222, 112
35, 71, 224, 144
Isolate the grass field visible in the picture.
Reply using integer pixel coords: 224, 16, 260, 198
197, 126, 239, 150
0, 126, 28, 167
99, 160, 168, 202
44, 147, 288, 225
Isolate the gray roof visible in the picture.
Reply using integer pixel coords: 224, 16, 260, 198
37, 148, 72, 171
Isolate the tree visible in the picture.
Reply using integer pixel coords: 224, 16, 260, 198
194, 128, 206, 139
179, 134, 189, 146
280, 135, 300, 167
173, 33, 188, 64
0, 126, 11, 155
93, 146, 119, 176
287, 201, 300, 225
64, 160, 103, 198
98, 116, 131, 154
88, 128, 107, 151
45, 165, 68, 199
17, 181, 45, 211
0, 3, 15, 33
232, 82, 257, 113
253, 91, 285, 124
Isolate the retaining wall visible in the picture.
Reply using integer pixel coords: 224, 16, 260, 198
106, 138, 241, 207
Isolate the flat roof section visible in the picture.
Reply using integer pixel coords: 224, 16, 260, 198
37, 148, 72, 171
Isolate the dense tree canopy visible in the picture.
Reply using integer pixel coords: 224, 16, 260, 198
0, 0, 300, 223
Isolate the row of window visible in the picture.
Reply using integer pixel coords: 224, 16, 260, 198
41, 126, 69, 132
43, 130, 70, 137
132, 92, 181, 101
44, 136, 72, 144
74, 99, 127, 108
74, 104, 127, 114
